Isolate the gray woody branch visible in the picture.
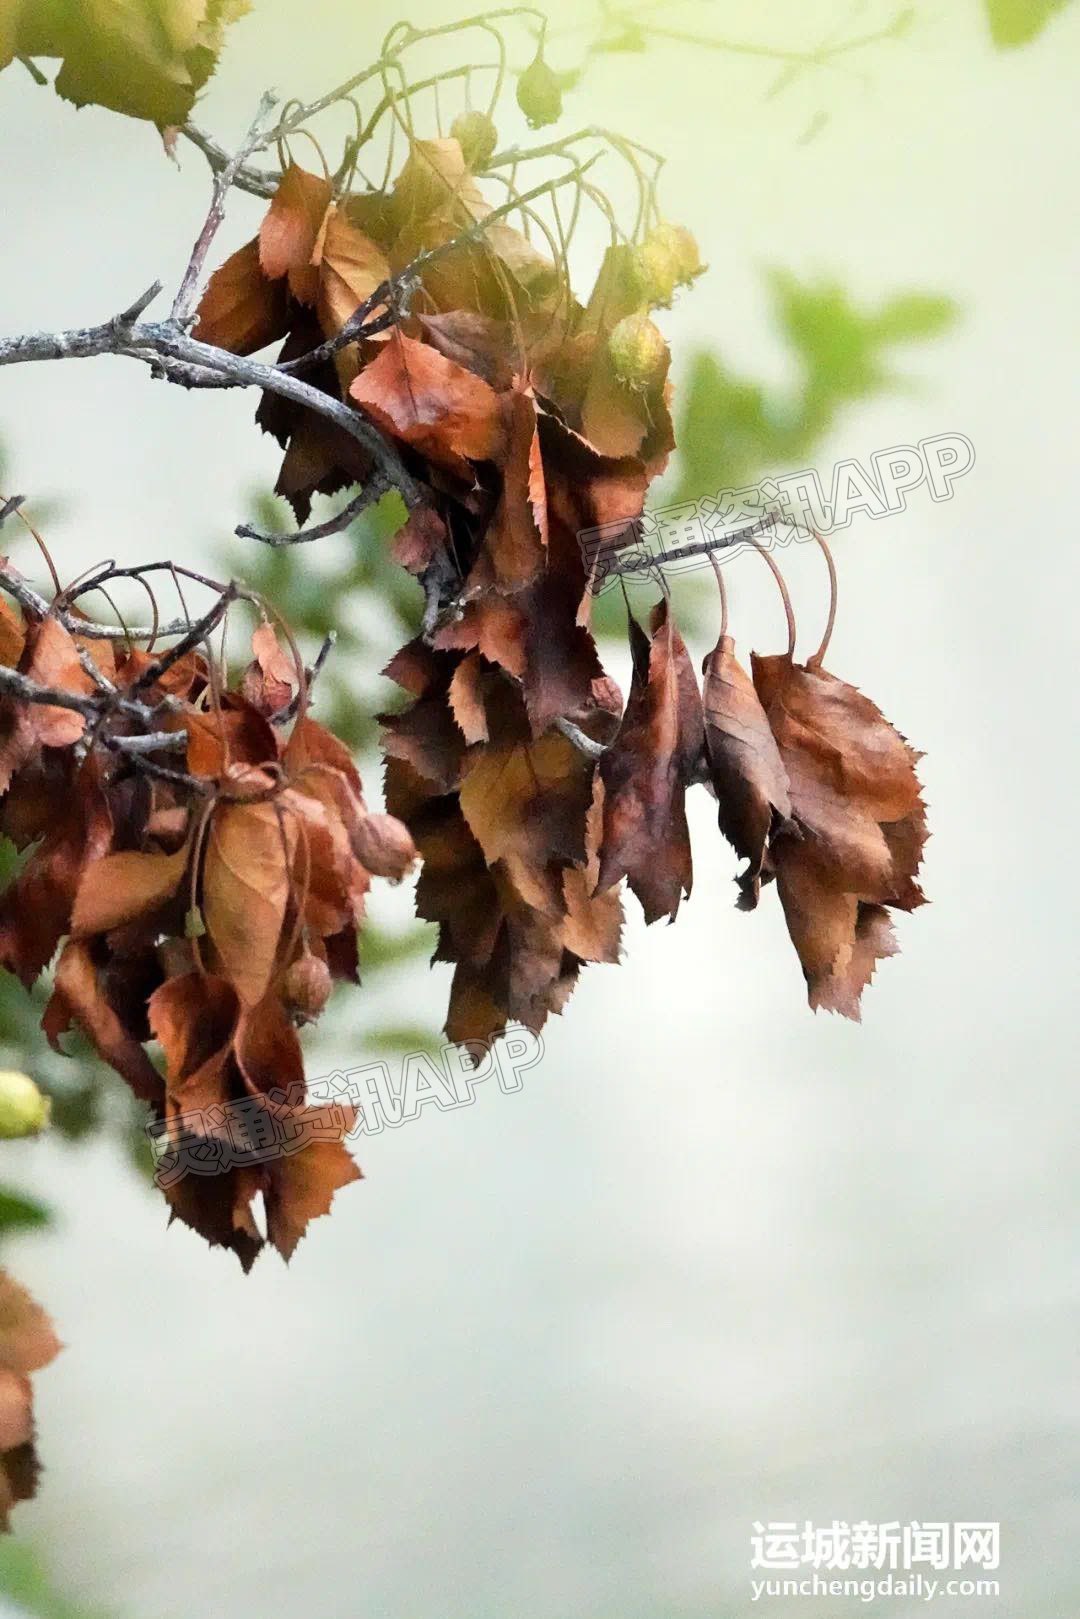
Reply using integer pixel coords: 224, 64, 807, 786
0, 284, 422, 511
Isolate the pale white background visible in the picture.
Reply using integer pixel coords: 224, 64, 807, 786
1, 2, 1078, 1615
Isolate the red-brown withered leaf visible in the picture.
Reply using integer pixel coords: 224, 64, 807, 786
182, 699, 279, 778
459, 729, 594, 882
598, 601, 703, 924
751, 650, 927, 1016
751, 653, 927, 908
241, 621, 296, 716
149, 972, 238, 1117
770, 842, 899, 1021
262, 1136, 361, 1263
0, 766, 113, 986
44, 940, 164, 1103
350, 332, 504, 471
448, 653, 492, 745
258, 162, 332, 294
390, 137, 488, 234
0, 596, 24, 668
476, 386, 547, 590
193, 238, 289, 355
202, 801, 297, 1008
0, 1272, 61, 1378
20, 616, 95, 748
417, 311, 516, 390
561, 777, 624, 965
702, 630, 792, 909
71, 841, 190, 937
0, 1268, 61, 1531
313, 205, 390, 339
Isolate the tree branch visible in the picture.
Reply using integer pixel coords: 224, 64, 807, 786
172, 93, 279, 326
236, 474, 391, 546
0, 302, 422, 510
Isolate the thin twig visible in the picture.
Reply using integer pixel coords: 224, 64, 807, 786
131, 583, 239, 691
273, 633, 336, 724
0, 663, 156, 724
172, 93, 279, 326
0, 559, 205, 643
104, 731, 188, 755
180, 123, 281, 200
237, 473, 391, 546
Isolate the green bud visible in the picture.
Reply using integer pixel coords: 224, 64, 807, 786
648, 221, 705, 286
0, 1071, 51, 1139
607, 311, 668, 391
516, 53, 562, 129
450, 110, 498, 171
629, 236, 678, 309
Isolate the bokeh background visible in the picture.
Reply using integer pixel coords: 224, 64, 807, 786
0, 1, 1078, 1614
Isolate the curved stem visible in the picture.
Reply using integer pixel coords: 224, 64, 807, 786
0, 493, 61, 597
747, 536, 796, 659
807, 531, 837, 669
708, 551, 728, 642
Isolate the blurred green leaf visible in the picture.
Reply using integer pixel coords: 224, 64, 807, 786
0, 1186, 52, 1234
361, 923, 437, 973
667, 270, 960, 506
364, 1025, 444, 1057
0, 1540, 113, 1618
985, 0, 1073, 46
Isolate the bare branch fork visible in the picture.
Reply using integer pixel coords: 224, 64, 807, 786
0, 291, 422, 509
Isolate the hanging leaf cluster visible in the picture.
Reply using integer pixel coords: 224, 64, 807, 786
0, 562, 417, 1267
192, 67, 923, 1047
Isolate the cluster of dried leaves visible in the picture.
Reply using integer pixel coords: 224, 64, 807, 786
0, 560, 417, 1268
701, 544, 927, 1016
0, 0, 250, 126
0, 1268, 59, 1529
194, 135, 926, 1047
196, 139, 681, 1043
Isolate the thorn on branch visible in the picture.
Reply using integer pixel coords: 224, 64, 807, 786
114, 282, 163, 329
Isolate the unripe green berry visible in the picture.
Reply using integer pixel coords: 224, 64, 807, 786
648, 221, 705, 286
629, 236, 678, 308
450, 110, 498, 171
516, 53, 562, 129
0, 1071, 50, 1139
607, 312, 668, 391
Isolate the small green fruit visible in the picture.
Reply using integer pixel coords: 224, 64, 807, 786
629, 236, 678, 308
450, 110, 498, 171
516, 53, 563, 129
648, 221, 705, 286
0, 1071, 51, 1139
607, 311, 668, 391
